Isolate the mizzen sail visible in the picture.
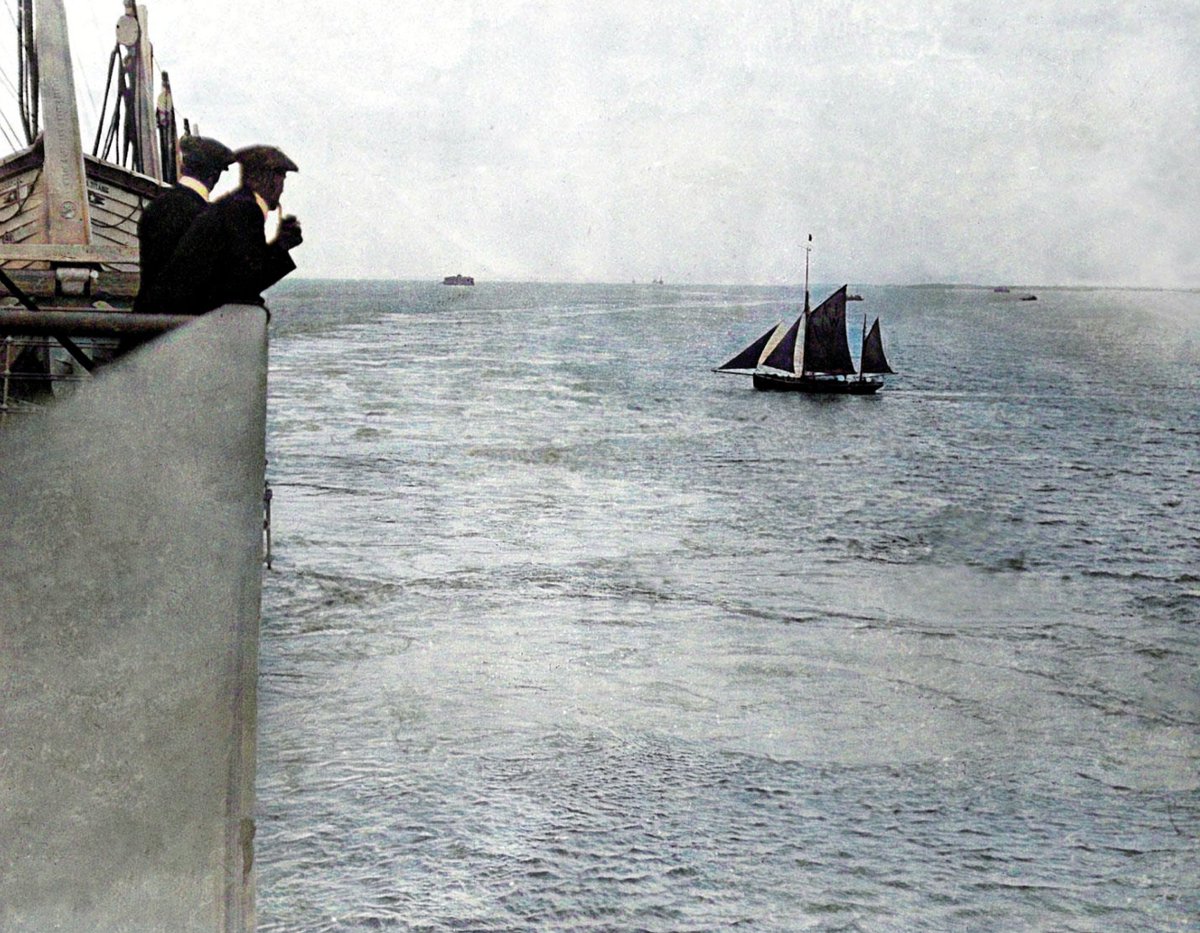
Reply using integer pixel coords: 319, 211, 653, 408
860, 317, 893, 374
802, 285, 855, 375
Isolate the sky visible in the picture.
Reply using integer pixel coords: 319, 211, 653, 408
6, 0, 1199, 286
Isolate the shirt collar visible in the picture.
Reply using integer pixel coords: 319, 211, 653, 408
177, 175, 211, 201
252, 191, 270, 219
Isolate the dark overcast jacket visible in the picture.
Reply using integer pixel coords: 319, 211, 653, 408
133, 184, 207, 315
143, 187, 296, 316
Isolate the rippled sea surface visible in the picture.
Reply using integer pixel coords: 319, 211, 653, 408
255, 281, 1199, 932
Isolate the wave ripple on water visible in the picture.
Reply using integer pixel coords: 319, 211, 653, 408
256, 282, 1199, 931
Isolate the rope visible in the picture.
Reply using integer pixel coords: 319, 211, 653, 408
92, 47, 120, 157
19, 0, 37, 144
16, 2, 29, 142
74, 49, 99, 137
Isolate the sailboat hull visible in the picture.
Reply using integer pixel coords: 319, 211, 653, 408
752, 372, 883, 394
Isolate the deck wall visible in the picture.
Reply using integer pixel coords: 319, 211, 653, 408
0, 306, 268, 932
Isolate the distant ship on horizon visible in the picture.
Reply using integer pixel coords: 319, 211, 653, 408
443, 274, 475, 286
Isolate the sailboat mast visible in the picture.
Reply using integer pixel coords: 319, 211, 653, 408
803, 233, 812, 314
860, 313, 867, 381
798, 233, 813, 375
130, 4, 162, 180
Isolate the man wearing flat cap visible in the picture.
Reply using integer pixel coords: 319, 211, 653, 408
149, 143, 303, 316
133, 133, 234, 315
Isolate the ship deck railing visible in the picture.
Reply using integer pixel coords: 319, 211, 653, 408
0, 307, 193, 419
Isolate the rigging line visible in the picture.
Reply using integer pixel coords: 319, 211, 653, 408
20, 0, 36, 135
0, 59, 19, 95
152, 47, 172, 77
0, 64, 22, 125
17, 1, 36, 144
0, 102, 21, 149
92, 46, 119, 157
15, 3, 27, 142
73, 50, 99, 132
101, 106, 120, 162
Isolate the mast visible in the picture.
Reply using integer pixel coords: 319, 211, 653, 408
129, 4, 162, 180
156, 70, 177, 184
800, 233, 812, 374
860, 313, 866, 381
803, 233, 812, 314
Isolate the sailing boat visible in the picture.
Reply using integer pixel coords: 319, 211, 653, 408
715, 285, 894, 393
715, 235, 893, 393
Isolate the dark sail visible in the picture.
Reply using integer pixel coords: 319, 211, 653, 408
802, 286, 855, 375
860, 317, 894, 374
715, 322, 783, 373
761, 315, 803, 373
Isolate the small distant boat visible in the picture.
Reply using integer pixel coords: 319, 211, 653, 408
994, 286, 1011, 293
847, 293, 863, 301
715, 285, 893, 394
442, 274, 474, 286
1020, 294, 1037, 301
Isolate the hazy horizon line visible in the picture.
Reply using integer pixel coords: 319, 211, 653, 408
282, 277, 1200, 293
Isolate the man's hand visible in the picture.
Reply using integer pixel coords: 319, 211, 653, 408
275, 214, 303, 251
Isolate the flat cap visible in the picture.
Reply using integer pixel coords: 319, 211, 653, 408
179, 134, 234, 171
234, 145, 299, 173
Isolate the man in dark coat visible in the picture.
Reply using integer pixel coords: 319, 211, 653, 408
147, 145, 303, 316
132, 135, 235, 314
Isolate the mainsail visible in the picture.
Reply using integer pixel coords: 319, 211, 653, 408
860, 317, 893, 374
802, 286, 855, 375
714, 321, 785, 373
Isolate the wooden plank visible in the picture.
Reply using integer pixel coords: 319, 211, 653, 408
0, 183, 44, 240
0, 244, 139, 264
0, 219, 49, 250
0, 195, 45, 229
86, 175, 155, 213
86, 183, 147, 214
35, 0, 91, 245
0, 167, 40, 206
85, 156, 165, 201
88, 202, 142, 242
89, 228, 141, 257
91, 220, 140, 243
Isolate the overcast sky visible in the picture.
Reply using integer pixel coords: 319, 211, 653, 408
12, 1, 1200, 285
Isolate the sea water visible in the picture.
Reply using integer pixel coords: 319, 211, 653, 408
255, 281, 1199, 931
